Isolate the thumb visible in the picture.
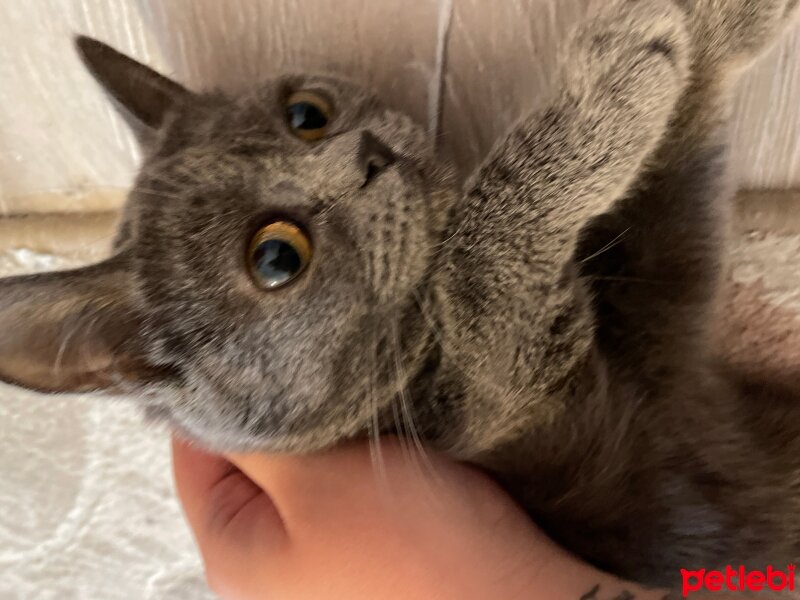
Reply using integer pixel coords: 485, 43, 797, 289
171, 436, 287, 597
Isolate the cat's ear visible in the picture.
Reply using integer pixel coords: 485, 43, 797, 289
75, 35, 193, 141
0, 256, 163, 394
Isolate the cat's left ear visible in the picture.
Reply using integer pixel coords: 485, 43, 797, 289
75, 35, 193, 143
0, 255, 167, 395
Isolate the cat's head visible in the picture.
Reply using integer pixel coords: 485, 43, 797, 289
0, 37, 453, 452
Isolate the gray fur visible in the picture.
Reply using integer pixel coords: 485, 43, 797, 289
1, 0, 799, 589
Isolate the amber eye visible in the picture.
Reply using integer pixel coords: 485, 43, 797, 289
248, 221, 312, 289
285, 91, 333, 141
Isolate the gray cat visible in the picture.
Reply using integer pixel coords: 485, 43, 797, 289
1, 0, 798, 590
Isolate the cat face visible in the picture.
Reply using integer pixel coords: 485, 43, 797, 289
0, 37, 453, 452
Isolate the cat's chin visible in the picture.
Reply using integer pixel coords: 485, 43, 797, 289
142, 401, 350, 455
142, 403, 206, 447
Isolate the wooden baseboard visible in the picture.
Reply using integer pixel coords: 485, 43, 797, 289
1, 188, 126, 215
0, 190, 797, 256
734, 190, 800, 235
0, 212, 117, 256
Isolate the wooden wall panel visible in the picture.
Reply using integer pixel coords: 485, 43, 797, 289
444, 0, 800, 185
0, 0, 797, 215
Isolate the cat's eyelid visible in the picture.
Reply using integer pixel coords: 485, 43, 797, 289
291, 87, 334, 108
283, 80, 337, 103
280, 82, 337, 120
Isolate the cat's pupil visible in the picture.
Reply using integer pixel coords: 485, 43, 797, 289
252, 239, 302, 287
287, 102, 328, 130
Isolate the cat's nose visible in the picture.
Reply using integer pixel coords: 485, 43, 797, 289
356, 131, 395, 186
314, 129, 396, 190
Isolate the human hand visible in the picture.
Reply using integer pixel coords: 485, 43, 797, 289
172, 436, 668, 600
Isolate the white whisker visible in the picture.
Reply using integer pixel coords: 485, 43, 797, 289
579, 227, 631, 264
412, 288, 523, 403
368, 324, 388, 489
391, 320, 440, 483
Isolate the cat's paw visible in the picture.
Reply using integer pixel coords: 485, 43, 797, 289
676, 0, 800, 71
564, 0, 690, 117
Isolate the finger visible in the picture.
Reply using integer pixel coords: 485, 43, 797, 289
225, 447, 343, 492
225, 438, 404, 500
172, 435, 286, 546
223, 449, 341, 528
227, 437, 417, 489
225, 438, 458, 527
172, 435, 235, 535
172, 436, 287, 593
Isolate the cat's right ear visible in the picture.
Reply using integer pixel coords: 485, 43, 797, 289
75, 35, 193, 143
0, 255, 166, 395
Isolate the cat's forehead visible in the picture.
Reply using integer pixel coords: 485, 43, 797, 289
164, 73, 382, 145
136, 72, 431, 194
126, 69, 438, 227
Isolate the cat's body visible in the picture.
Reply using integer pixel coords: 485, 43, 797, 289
432, 1, 800, 582
1, 0, 799, 589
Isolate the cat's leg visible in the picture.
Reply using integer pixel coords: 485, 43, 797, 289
436, 0, 690, 453
577, 0, 800, 377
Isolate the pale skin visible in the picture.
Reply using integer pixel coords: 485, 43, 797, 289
172, 436, 736, 600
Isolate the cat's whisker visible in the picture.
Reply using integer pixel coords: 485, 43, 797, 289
380, 328, 418, 470
367, 323, 388, 489
585, 275, 668, 285
327, 235, 433, 470
413, 289, 518, 401
430, 217, 467, 253
389, 388, 413, 462
579, 227, 631, 264
239, 395, 253, 431
430, 211, 475, 257
391, 320, 439, 482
